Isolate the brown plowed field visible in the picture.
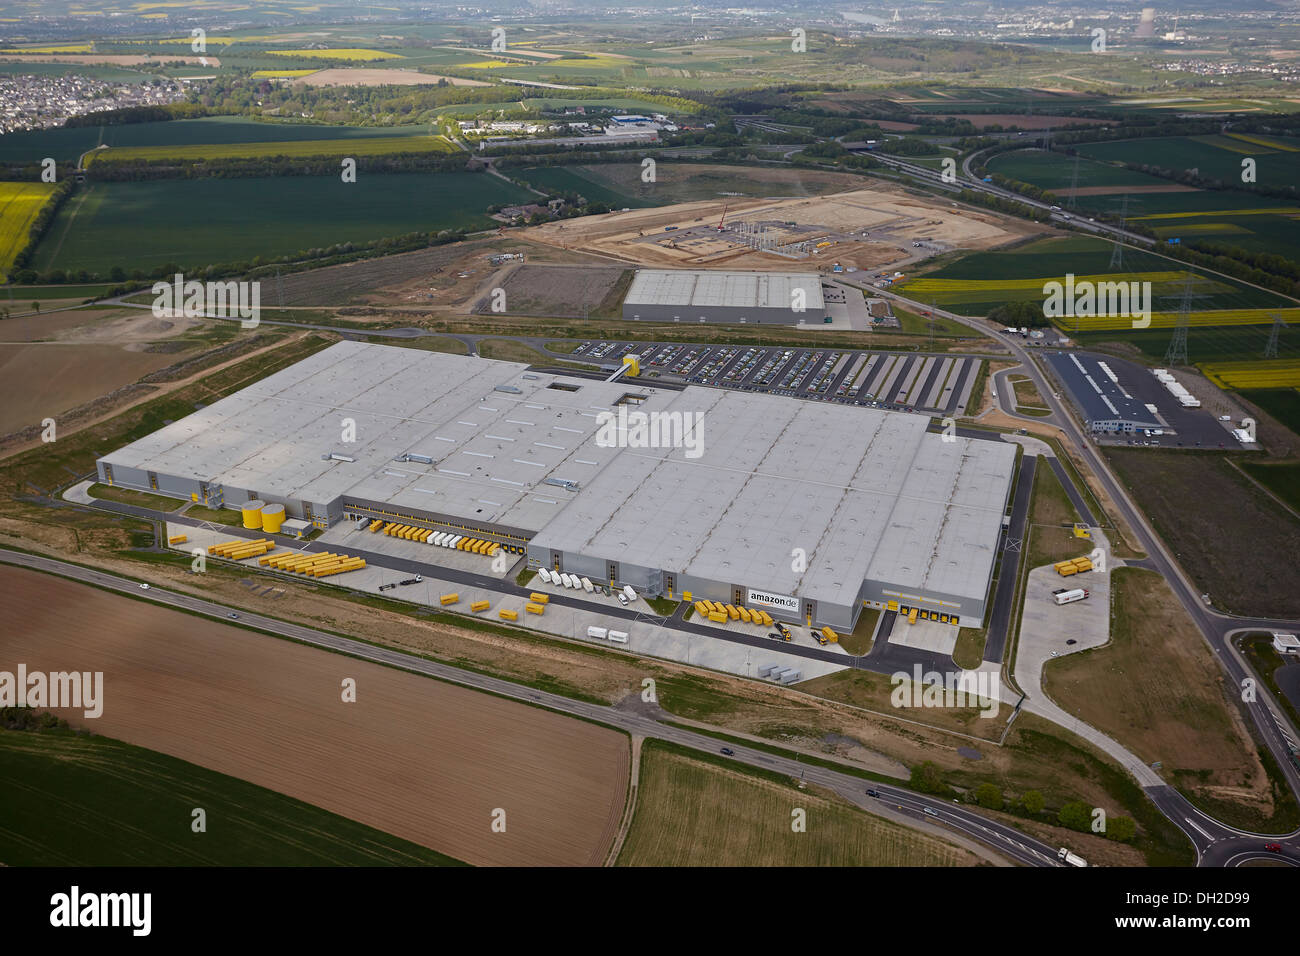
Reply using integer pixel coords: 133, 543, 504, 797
0, 566, 629, 866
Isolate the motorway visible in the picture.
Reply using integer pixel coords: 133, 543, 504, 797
0, 547, 1062, 869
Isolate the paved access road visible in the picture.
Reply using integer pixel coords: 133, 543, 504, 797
0, 548, 1061, 868
884, 287, 1300, 866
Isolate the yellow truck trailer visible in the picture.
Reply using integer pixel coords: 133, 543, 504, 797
499, 609, 518, 621
440, 593, 459, 606
470, 599, 490, 612
525, 603, 545, 615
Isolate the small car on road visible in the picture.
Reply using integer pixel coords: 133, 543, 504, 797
1264, 843, 1283, 853
720, 748, 735, 756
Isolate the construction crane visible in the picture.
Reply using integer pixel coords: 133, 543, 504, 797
717, 201, 729, 231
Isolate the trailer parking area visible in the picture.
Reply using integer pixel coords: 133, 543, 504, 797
564, 339, 981, 416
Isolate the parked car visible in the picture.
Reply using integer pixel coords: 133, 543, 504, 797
618, 593, 629, 606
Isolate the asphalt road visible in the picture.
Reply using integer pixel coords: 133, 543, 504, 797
882, 287, 1300, 865
0, 547, 1063, 868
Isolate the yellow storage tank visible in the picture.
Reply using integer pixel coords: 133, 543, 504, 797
261, 503, 285, 534
241, 500, 265, 530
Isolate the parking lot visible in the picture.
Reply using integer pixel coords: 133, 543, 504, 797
567, 340, 980, 416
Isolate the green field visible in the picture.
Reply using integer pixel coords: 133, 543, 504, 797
987, 148, 1300, 262
89, 134, 457, 163
515, 165, 662, 208
1240, 460, 1300, 513
0, 115, 440, 165
1240, 388, 1300, 436
31, 173, 533, 274
1077, 135, 1300, 191
0, 726, 464, 865
1073, 324, 1300, 363
902, 236, 1289, 316
617, 741, 977, 867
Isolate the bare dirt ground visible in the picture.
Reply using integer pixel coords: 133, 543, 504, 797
1071, 184, 1199, 196
0, 343, 176, 435
476, 263, 627, 317
292, 68, 489, 87
0, 565, 630, 867
522, 184, 1035, 273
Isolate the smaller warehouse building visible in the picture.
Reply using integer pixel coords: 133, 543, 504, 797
623, 269, 824, 325
1045, 351, 1162, 434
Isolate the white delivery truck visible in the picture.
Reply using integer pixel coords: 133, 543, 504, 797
1058, 847, 1088, 867
1052, 588, 1089, 606
537, 568, 552, 584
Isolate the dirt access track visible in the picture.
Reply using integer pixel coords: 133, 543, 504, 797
521, 182, 1036, 273
0, 566, 630, 866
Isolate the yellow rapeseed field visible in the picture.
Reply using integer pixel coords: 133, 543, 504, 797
268, 48, 404, 61
0, 182, 57, 279
1201, 359, 1300, 390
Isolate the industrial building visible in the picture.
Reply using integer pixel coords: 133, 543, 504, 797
1044, 351, 1163, 434
623, 269, 825, 325
96, 341, 1016, 630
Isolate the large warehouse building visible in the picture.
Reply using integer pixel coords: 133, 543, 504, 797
97, 341, 1016, 630
622, 269, 824, 325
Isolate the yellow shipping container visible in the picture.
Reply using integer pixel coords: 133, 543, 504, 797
499, 609, 518, 621
529, 593, 549, 604
737, 607, 752, 623
167, 534, 187, 545
694, 601, 710, 616
440, 593, 459, 606
525, 603, 544, 615
725, 605, 740, 620
470, 600, 490, 612
708, 611, 728, 624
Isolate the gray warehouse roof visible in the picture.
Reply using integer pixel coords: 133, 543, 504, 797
529, 387, 1016, 612
1045, 351, 1161, 429
101, 342, 1015, 613
625, 269, 824, 313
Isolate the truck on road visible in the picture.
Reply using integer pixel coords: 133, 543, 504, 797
1058, 847, 1088, 867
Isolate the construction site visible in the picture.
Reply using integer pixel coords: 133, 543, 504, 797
524, 184, 1031, 273
94, 341, 1017, 633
